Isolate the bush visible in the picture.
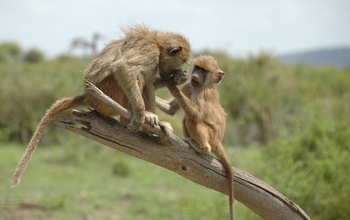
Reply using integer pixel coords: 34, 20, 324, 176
262, 117, 350, 219
0, 59, 84, 143
23, 49, 44, 63
0, 42, 22, 62
196, 51, 350, 147
55, 54, 80, 62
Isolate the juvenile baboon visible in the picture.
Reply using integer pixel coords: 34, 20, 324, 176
156, 55, 235, 220
12, 25, 191, 187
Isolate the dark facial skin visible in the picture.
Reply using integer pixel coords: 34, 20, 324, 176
190, 66, 207, 87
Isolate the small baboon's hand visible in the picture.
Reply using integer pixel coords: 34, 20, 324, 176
172, 70, 188, 85
145, 111, 159, 126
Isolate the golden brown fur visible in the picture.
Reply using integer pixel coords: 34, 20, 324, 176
156, 55, 235, 220
12, 25, 191, 187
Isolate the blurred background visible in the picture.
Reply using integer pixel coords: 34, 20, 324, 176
1, 0, 349, 219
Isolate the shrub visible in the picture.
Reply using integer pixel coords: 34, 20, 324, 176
0, 42, 22, 63
262, 117, 350, 219
0, 59, 84, 143
23, 49, 44, 63
196, 50, 350, 147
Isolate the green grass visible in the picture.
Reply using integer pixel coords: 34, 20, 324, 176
1, 44, 350, 219
0, 134, 262, 220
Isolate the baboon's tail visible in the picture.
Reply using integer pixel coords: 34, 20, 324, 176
216, 146, 235, 220
12, 95, 86, 187
227, 159, 235, 220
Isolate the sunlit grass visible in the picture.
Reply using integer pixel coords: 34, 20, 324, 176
1, 137, 262, 219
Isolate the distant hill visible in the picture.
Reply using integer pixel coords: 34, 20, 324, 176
277, 47, 350, 68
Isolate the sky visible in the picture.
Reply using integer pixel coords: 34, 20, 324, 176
0, 0, 349, 58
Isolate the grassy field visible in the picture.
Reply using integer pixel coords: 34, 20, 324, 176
1, 135, 262, 220
1, 43, 350, 219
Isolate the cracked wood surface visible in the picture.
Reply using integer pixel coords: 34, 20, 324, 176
54, 109, 310, 220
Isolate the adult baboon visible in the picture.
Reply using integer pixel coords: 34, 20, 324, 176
13, 25, 191, 187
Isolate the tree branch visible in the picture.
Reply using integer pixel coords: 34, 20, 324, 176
54, 110, 309, 220
83, 80, 172, 138
52, 80, 310, 220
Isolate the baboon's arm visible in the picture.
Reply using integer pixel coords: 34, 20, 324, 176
166, 83, 199, 121
156, 96, 180, 116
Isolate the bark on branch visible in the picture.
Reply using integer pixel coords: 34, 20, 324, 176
52, 81, 310, 220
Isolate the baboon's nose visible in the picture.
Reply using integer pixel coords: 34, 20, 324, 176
192, 74, 199, 82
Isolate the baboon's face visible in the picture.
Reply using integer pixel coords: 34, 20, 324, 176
157, 34, 191, 82
189, 65, 208, 88
188, 56, 225, 88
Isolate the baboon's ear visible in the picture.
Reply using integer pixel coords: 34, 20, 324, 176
169, 46, 183, 56
214, 70, 225, 84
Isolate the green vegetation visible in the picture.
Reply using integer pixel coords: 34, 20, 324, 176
262, 117, 350, 219
0, 43, 349, 219
0, 42, 22, 63
23, 49, 45, 63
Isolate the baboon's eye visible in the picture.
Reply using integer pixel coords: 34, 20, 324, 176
195, 65, 207, 72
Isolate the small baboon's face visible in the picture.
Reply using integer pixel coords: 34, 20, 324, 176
188, 55, 225, 88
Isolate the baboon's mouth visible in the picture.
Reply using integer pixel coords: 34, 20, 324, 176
191, 77, 200, 87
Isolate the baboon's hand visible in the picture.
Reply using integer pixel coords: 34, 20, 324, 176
172, 70, 188, 85
127, 123, 141, 132
127, 111, 144, 132
159, 121, 173, 137
145, 111, 159, 126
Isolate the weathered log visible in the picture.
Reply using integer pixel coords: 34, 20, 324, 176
52, 80, 310, 219
54, 110, 309, 220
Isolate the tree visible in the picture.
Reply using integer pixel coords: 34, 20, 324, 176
23, 49, 44, 63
